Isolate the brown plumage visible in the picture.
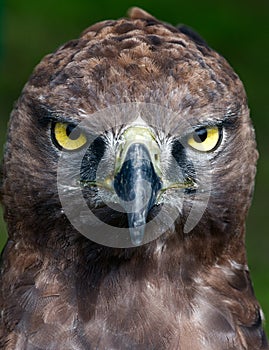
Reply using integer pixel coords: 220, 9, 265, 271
0, 7, 268, 349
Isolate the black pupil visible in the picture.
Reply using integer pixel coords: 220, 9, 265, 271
193, 128, 207, 143
66, 124, 81, 140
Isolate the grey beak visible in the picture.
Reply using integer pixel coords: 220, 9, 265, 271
113, 143, 162, 245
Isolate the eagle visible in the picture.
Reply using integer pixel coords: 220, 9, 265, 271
0, 7, 268, 350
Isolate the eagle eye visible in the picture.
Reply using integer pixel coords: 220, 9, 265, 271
187, 126, 221, 152
52, 122, 87, 151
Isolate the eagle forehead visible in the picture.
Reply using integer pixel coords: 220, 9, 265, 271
24, 9, 246, 113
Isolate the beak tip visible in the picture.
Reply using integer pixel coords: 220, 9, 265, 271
129, 226, 145, 246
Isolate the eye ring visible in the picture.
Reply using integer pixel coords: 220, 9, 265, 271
51, 122, 87, 151
187, 126, 222, 152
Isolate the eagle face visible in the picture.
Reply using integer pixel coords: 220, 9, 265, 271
54, 101, 236, 248
0, 7, 268, 350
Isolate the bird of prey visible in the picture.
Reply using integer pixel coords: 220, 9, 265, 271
0, 7, 268, 350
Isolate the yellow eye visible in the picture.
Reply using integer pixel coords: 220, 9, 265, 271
52, 122, 87, 150
187, 126, 221, 152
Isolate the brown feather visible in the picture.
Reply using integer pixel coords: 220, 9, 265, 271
0, 8, 267, 350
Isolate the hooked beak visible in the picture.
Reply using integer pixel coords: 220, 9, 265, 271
113, 126, 162, 245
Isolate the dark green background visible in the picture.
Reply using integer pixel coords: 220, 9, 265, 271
0, 0, 268, 334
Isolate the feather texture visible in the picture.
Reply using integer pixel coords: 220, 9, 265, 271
0, 8, 267, 349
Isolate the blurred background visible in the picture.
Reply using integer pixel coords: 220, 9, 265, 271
0, 0, 268, 334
